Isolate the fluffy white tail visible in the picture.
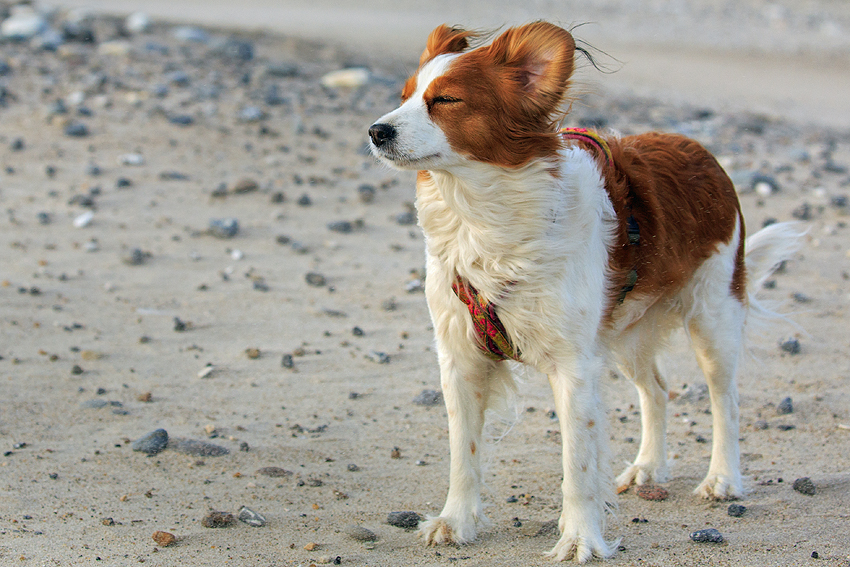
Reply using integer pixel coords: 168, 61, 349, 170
744, 221, 805, 323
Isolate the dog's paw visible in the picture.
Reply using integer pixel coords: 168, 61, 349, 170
615, 461, 669, 493
545, 533, 617, 563
419, 516, 477, 546
694, 473, 743, 500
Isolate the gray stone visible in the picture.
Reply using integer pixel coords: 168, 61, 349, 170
727, 504, 747, 517
777, 397, 793, 415
169, 437, 229, 457
132, 429, 168, 455
793, 477, 816, 496
345, 525, 377, 542
386, 511, 420, 530
209, 218, 239, 238
412, 389, 443, 406
690, 528, 724, 543
237, 506, 267, 527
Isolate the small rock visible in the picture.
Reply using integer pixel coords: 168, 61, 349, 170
754, 420, 769, 430
779, 338, 801, 354
690, 528, 724, 543
221, 38, 254, 61
245, 348, 261, 359
132, 429, 168, 455
168, 114, 194, 126
123, 248, 148, 266
102, 517, 115, 526
776, 424, 796, 431
297, 193, 312, 206
64, 121, 90, 137
256, 466, 293, 478
519, 519, 559, 537
303, 542, 319, 551
345, 525, 377, 542
173, 26, 209, 43
305, 272, 326, 287
125, 12, 152, 34
231, 178, 258, 194
1, 8, 47, 40
328, 221, 353, 233
412, 389, 443, 406
386, 511, 420, 530
238, 506, 267, 527
751, 174, 780, 196
37, 212, 51, 225
635, 484, 669, 501
321, 68, 370, 88
170, 438, 229, 457
209, 218, 239, 238
239, 106, 264, 122
792, 477, 816, 496
281, 354, 294, 369
201, 511, 234, 528
791, 202, 812, 221
727, 504, 747, 517
396, 211, 416, 225
366, 351, 390, 364
777, 397, 794, 415
152, 531, 176, 547
358, 184, 376, 203
119, 153, 145, 166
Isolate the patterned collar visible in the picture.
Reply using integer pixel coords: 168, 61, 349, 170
560, 127, 614, 167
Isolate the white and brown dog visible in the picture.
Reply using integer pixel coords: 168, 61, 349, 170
368, 22, 799, 562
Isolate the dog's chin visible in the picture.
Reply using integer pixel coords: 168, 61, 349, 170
371, 147, 444, 171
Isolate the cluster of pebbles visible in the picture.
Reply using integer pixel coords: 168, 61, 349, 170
0, 3, 848, 565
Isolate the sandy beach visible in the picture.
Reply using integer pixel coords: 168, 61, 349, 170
1, 2, 849, 566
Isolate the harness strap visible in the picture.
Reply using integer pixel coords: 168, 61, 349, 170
451, 276, 521, 362
560, 127, 614, 167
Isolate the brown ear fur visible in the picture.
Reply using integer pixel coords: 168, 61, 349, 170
485, 22, 575, 118
420, 25, 476, 66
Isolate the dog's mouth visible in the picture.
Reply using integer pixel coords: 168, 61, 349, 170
371, 146, 441, 169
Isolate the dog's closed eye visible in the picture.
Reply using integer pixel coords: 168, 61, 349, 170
430, 95, 462, 105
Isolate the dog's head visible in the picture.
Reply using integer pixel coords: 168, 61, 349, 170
369, 22, 576, 171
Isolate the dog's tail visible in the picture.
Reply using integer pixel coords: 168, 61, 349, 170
744, 221, 805, 325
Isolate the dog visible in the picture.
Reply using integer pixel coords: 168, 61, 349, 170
368, 22, 800, 562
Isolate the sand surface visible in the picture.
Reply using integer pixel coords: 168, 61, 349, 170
1, 3, 849, 566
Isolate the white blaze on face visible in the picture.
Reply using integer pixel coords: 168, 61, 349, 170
371, 54, 461, 170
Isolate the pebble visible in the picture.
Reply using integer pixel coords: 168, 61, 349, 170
237, 506, 267, 527
231, 178, 258, 193
297, 193, 312, 206
125, 12, 152, 34
727, 504, 747, 517
792, 477, 816, 495
64, 122, 90, 137
152, 531, 176, 547
779, 338, 801, 354
281, 354, 294, 369
320, 67, 370, 89
754, 420, 769, 430
518, 519, 559, 537
412, 389, 443, 406
690, 528, 724, 543
751, 173, 780, 195
366, 351, 390, 364
168, 114, 194, 126
358, 184, 376, 203
123, 248, 148, 266
791, 202, 812, 220
132, 429, 168, 455
220, 38, 254, 61
386, 511, 420, 530
37, 212, 51, 225
635, 484, 669, 501
201, 511, 235, 528
396, 211, 417, 225
256, 466, 293, 477
345, 525, 377, 542
305, 272, 327, 287
1, 8, 47, 40
209, 218, 239, 238
119, 153, 145, 166
239, 106, 264, 122
173, 26, 209, 43
169, 437, 229, 457
777, 397, 794, 415
328, 220, 354, 233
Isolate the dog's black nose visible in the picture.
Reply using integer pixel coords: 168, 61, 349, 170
369, 123, 396, 147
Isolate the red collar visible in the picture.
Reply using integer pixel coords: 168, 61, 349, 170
451, 276, 521, 362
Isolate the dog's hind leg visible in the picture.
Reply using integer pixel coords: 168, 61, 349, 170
420, 350, 507, 545
688, 293, 746, 500
614, 345, 670, 492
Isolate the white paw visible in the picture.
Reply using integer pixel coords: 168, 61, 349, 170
695, 473, 743, 500
615, 461, 669, 493
419, 515, 478, 546
545, 532, 618, 563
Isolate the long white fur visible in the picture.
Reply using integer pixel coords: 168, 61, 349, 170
370, 54, 801, 563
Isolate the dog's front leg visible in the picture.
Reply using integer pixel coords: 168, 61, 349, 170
420, 347, 497, 545
545, 355, 617, 563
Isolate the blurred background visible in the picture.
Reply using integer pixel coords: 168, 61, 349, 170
39, 0, 850, 126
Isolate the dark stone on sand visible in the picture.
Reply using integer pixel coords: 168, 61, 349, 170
727, 504, 747, 517
305, 272, 326, 287
412, 389, 443, 406
201, 511, 235, 528
386, 511, 420, 530
220, 38, 254, 61
690, 528, 724, 543
328, 220, 353, 233
358, 184, 376, 203
37, 212, 51, 225
297, 193, 312, 206
754, 420, 769, 430
779, 338, 801, 354
793, 477, 816, 495
396, 211, 416, 225
64, 122, 90, 137
791, 202, 812, 220
777, 397, 793, 415
124, 248, 147, 266
209, 217, 239, 238
281, 354, 294, 368
168, 114, 194, 126
232, 179, 259, 194
169, 437, 229, 457
132, 428, 168, 455
256, 466, 292, 478
116, 177, 133, 188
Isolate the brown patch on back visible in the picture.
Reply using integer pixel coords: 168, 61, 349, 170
602, 132, 744, 316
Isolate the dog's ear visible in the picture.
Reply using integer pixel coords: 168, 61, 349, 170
420, 25, 475, 66
486, 22, 576, 117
